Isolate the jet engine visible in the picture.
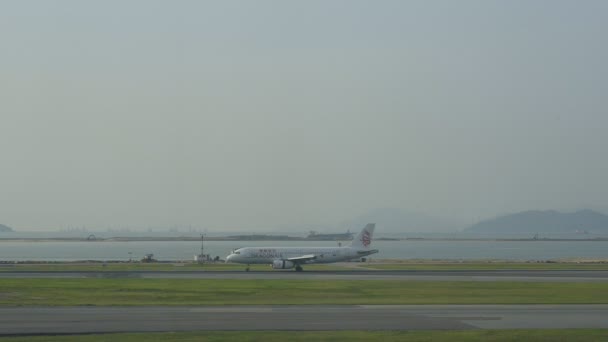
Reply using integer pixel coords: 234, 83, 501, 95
272, 260, 295, 269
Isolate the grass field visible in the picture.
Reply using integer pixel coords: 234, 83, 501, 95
1, 279, 607, 305
1, 330, 608, 342
365, 262, 608, 271
0, 263, 346, 272
2, 261, 608, 272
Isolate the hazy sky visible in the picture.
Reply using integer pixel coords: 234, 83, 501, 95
1, 1, 607, 231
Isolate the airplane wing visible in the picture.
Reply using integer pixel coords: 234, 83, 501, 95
287, 254, 317, 262
357, 249, 379, 256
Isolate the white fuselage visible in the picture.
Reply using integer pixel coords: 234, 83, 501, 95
226, 246, 377, 265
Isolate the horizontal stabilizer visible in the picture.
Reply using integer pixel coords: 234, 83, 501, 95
357, 249, 379, 256
288, 254, 317, 262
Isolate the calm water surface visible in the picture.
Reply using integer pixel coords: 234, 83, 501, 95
0, 240, 606, 261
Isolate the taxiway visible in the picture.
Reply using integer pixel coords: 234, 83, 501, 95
2, 305, 608, 335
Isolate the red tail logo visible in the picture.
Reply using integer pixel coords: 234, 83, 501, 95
360, 230, 371, 247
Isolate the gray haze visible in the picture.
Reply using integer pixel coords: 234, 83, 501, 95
1, 1, 607, 231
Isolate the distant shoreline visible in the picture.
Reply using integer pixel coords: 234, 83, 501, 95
0, 258, 607, 264
1, 237, 607, 242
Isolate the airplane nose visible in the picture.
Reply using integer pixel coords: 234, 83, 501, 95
226, 254, 233, 263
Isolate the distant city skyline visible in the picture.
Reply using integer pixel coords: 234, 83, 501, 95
2, 1, 607, 231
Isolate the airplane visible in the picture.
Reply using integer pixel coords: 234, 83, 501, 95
225, 223, 378, 271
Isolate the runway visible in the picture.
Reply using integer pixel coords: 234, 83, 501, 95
2, 305, 608, 335
1, 270, 608, 282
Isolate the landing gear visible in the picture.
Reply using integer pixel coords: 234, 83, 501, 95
245, 265, 250, 272
295, 265, 303, 272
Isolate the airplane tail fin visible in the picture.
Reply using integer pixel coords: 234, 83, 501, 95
349, 223, 375, 249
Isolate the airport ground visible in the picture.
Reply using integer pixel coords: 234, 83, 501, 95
2, 278, 608, 305
2, 259, 608, 271
1, 261, 607, 340
1, 330, 607, 342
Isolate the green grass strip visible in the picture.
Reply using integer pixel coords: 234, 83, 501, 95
366, 262, 608, 270
3, 261, 608, 272
1, 330, 608, 342
1, 279, 608, 305
0, 263, 345, 272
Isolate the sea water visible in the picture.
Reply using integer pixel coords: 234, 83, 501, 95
0, 239, 606, 262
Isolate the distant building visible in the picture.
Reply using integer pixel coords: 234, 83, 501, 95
194, 254, 211, 263
306, 230, 353, 240
141, 254, 156, 263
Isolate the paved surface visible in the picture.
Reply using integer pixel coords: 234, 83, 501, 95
1, 270, 608, 282
2, 305, 608, 335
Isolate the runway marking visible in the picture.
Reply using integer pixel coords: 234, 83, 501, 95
433, 316, 501, 321
189, 308, 273, 313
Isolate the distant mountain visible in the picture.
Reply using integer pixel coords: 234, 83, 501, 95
466, 210, 608, 233
0, 224, 14, 232
348, 208, 457, 233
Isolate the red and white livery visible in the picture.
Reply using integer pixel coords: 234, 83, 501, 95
226, 224, 378, 272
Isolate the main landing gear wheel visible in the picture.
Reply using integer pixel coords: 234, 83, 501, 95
295, 265, 303, 272
245, 266, 250, 272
